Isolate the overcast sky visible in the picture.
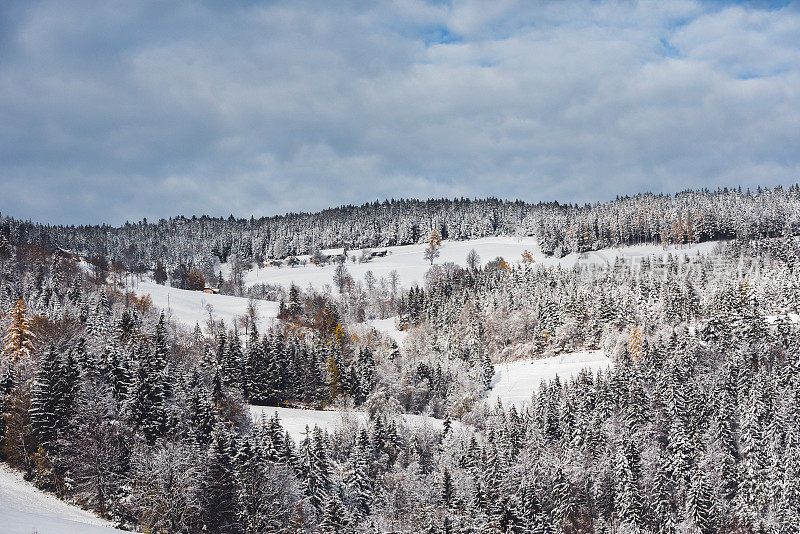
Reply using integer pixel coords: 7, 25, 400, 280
1, 0, 798, 224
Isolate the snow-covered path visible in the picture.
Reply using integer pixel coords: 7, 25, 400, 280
0, 463, 125, 533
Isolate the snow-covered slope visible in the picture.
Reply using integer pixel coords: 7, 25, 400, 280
250, 406, 456, 441
534, 240, 721, 270
251, 351, 611, 436
488, 351, 611, 409
0, 463, 125, 534
359, 316, 409, 346
238, 237, 722, 292
242, 236, 541, 290
129, 280, 280, 332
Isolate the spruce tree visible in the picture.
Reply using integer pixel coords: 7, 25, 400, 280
30, 344, 63, 453
319, 494, 349, 533
128, 324, 168, 443
686, 470, 715, 534
199, 426, 241, 533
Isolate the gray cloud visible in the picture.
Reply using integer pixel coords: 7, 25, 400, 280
0, 0, 798, 224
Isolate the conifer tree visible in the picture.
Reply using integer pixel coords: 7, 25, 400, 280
345, 429, 373, 520
186, 369, 214, 445
299, 426, 331, 510
650, 461, 674, 534
440, 467, 454, 506
320, 494, 349, 533
613, 448, 642, 528
30, 344, 63, 454
686, 470, 715, 534
128, 316, 169, 443
2, 299, 35, 363
200, 426, 241, 533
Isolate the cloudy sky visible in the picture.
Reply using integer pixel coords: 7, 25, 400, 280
1, 0, 798, 224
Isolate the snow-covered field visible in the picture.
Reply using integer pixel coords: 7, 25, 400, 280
250, 406, 457, 441
360, 316, 409, 346
237, 237, 722, 292
250, 351, 611, 436
488, 351, 611, 409
129, 280, 280, 332
537, 240, 721, 270
242, 236, 541, 290
0, 463, 124, 534
132, 238, 722, 333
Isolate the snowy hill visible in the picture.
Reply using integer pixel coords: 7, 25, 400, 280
488, 351, 611, 409
239, 237, 721, 291
0, 463, 125, 534
131, 238, 721, 333
129, 280, 280, 332
251, 350, 612, 437
241, 236, 540, 290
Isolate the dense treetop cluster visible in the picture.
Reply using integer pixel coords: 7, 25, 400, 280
3, 186, 799, 273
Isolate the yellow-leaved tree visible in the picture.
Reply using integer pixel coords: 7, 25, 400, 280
1, 300, 36, 468
521, 250, 535, 264
629, 326, 643, 360
2, 300, 35, 364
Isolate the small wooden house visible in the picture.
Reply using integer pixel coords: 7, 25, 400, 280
321, 247, 346, 263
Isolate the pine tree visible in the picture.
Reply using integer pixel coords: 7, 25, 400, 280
264, 334, 284, 405
345, 429, 373, 521
686, 470, 715, 534
440, 467, 454, 506
650, 461, 674, 534
613, 448, 642, 528
778, 433, 800, 528
222, 333, 244, 389
199, 426, 241, 533
127, 316, 169, 443
299, 426, 331, 511
482, 352, 494, 388
186, 368, 214, 445
319, 494, 349, 533
0, 366, 13, 441
106, 343, 131, 402
243, 325, 262, 401
30, 344, 63, 454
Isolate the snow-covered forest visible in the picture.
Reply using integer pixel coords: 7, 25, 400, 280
2, 188, 800, 532
5, 186, 800, 274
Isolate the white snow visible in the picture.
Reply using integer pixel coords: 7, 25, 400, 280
533, 240, 722, 270
249, 406, 456, 441
360, 316, 409, 346
251, 351, 612, 435
0, 463, 125, 533
241, 236, 541, 291
765, 313, 800, 324
237, 237, 723, 292
488, 351, 611, 409
129, 280, 280, 332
